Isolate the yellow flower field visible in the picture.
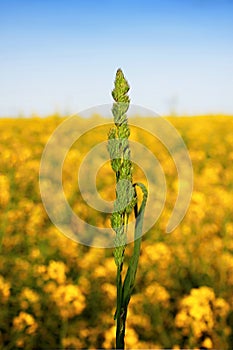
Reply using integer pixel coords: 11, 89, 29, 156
0, 115, 233, 349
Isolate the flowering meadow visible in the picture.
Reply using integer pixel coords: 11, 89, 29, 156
0, 115, 233, 349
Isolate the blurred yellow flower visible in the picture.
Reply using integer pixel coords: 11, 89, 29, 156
101, 282, 115, 301
20, 287, 39, 308
0, 174, 10, 207
78, 276, 91, 295
13, 312, 38, 335
127, 311, 151, 332
175, 286, 230, 342
215, 297, 230, 317
125, 326, 139, 349
103, 326, 115, 349
79, 248, 104, 270
43, 281, 57, 293
52, 284, 85, 318
94, 265, 106, 278
62, 336, 83, 349
0, 275, 10, 302
145, 282, 170, 307
30, 248, 41, 259
47, 260, 67, 284
143, 242, 172, 269
201, 337, 213, 349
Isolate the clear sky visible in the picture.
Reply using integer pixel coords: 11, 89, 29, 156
1, 0, 233, 116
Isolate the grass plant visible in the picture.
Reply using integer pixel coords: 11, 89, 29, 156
108, 69, 148, 349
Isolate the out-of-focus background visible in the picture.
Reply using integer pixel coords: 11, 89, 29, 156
1, 1, 233, 349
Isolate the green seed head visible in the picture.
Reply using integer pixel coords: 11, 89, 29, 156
112, 69, 130, 103
108, 69, 136, 266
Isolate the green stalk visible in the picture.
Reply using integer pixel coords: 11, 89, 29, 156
108, 69, 148, 349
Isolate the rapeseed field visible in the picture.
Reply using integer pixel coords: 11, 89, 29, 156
0, 115, 233, 349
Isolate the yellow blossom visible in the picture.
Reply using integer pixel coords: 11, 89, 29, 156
0, 174, 10, 207
47, 260, 67, 284
30, 248, 41, 259
52, 284, 85, 318
21, 287, 39, 303
215, 297, 230, 317
103, 326, 115, 349
175, 286, 230, 342
101, 283, 116, 301
13, 312, 38, 335
0, 275, 11, 301
201, 337, 213, 349
62, 337, 83, 349
144, 282, 170, 307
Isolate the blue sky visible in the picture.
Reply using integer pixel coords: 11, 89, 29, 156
1, 0, 233, 116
